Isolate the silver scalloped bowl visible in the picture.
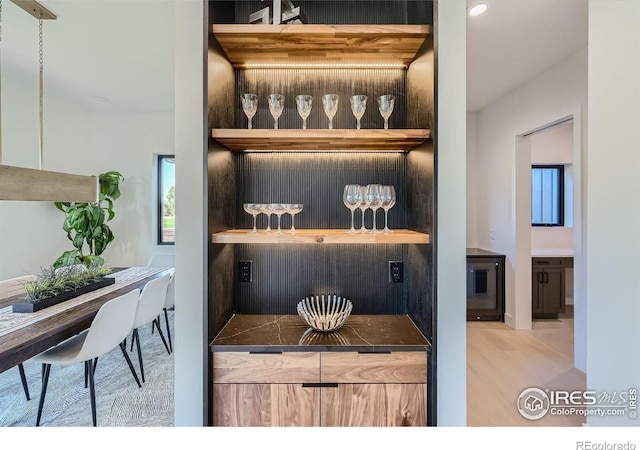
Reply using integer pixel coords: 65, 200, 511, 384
297, 295, 352, 332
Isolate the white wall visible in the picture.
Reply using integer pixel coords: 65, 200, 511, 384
466, 112, 478, 248
0, 72, 174, 280
587, 0, 640, 426
473, 47, 587, 326
437, 0, 467, 426
174, 0, 206, 427
530, 120, 574, 250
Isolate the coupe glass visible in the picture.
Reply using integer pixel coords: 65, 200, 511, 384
322, 94, 339, 130
365, 184, 383, 232
269, 203, 287, 233
350, 95, 367, 130
356, 185, 368, 232
377, 94, 396, 130
343, 184, 360, 233
243, 203, 261, 233
260, 204, 273, 232
295, 95, 313, 130
240, 93, 258, 130
285, 203, 303, 232
268, 94, 285, 130
380, 186, 396, 232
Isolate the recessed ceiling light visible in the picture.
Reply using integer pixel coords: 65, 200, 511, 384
468, 4, 488, 16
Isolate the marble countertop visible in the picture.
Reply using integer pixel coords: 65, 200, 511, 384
210, 314, 431, 352
467, 248, 506, 257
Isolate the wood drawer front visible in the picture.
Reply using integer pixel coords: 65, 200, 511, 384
213, 352, 320, 383
321, 352, 427, 383
532, 257, 564, 268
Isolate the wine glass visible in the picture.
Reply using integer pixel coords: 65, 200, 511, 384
343, 185, 360, 233
260, 204, 273, 232
243, 203, 261, 233
377, 94, 395, 130
350, 95, 367, 130
322, 94, 339, 130
295, 95, 313, 130
285, 203, 303, 232
269, 203, 287, 233
240, 93, 258, 130
356, 185, 368, 232
268, 94, 285, 130
380, 186, 396, 233
365, 184, 383, 232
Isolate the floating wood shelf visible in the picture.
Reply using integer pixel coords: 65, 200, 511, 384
211, 229, 430, 245
211, 129, 430, 152
211, 24, 430, 67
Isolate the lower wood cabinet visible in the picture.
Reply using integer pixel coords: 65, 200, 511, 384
212, 351, 427, 427
213, 383, 319, 426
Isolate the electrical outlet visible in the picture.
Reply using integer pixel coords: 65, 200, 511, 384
239, 261, 252, 283
489, 230, 496, 241
389, 261, 404, 283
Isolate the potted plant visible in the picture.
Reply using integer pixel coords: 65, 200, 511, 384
53, 171, 124, 268
13, 264, 115, 313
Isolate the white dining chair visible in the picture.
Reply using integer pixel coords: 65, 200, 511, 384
33, 289, 141, 427
129, 274, 171, 383
161, 272, 175, 353
0, 275, 36, 401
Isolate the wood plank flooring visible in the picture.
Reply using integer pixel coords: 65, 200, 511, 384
467, 317, 585, 426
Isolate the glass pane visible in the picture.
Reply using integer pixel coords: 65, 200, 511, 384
531, 167, 561, 225
466, 262, 498, 310
160, 157, 176, 244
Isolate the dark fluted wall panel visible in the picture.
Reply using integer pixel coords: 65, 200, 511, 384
236, 69, 406, 131
235, 152, 407, 230
208, 38, 236, 341
210, 1, 432, 25
234, 244, 406, 314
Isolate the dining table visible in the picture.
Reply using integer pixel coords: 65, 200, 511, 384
0, 266, 174, 374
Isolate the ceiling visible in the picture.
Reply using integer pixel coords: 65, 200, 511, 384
467, 0, 588, 113
1, 0, 587, 114
1, 0, 175, 112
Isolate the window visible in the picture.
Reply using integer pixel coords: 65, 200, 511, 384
531, 165, 564, 226
157, 155, 175, 244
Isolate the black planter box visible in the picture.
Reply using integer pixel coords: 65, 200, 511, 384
12, 277, 116, 313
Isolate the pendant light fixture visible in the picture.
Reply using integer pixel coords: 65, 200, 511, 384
0, 0, 98, 202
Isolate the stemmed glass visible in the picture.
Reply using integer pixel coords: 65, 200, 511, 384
343, 185, 360, 233
243, 203, 262, 233
285, 204, 303, 232
357, 185, 368, 232
322, 94, 339, 130
295, 95, 313, 130
260, 204, 273, 232
380, 186, 396, 233
269, 203, 287, 233
377, 94, 395, 130
268, 94, 285, 130
350, 95, 367, 130
240, 93, 258, 130
365, 184, 383, 232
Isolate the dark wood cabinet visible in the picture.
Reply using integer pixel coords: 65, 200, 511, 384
532, 258, 566, 318
466, 248, 505, 321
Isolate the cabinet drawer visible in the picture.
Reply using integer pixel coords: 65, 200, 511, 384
213, 352, 320, 383
532, 257, 564, 268
321, 352, 427, 383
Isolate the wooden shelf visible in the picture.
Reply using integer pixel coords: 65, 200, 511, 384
211, 229, 430, 245
211, 24, 430, 67
211, 129, 430, 152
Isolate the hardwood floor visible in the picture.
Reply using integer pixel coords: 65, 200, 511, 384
467, 317, 585, 426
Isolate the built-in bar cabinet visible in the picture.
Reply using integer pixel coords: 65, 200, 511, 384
206, 0, 436, 426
